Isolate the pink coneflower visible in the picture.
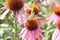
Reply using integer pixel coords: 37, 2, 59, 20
52, 20, 60, 40
0, 0, 24, 21
49, 2, 58, 9
25, 4, 39, 14
49, 7, 60, 24
24, 4, 46, 17
19, 18, 43, 40
7, 0, 24, 11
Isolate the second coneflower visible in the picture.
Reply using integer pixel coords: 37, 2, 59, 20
52, 20, 60, 40
25, 4, 39, 14
0, 0, 24, 20
49, 7, 60, 24
7, 0, 24, 11
19, 18, 43, 40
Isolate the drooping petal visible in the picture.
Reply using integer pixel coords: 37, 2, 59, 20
24, 31, 29, 40
41, 0, 49, 6
35, 27, 43, 37
19, 28, 26, 38
38, 12, 47, 17
55, 33, 60, 40
21, 29, 27, 38
52, 28, 60, 40
50, 2, 59, 9
15, 10, 27, 24
48, 13, 56, 24
0, 9, 10, 20
28, 31, 36, 40
53, 13, 60, 24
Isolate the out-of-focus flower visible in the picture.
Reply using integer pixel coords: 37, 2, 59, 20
6, 0, 24, 11
49, 7, 60, 24
52, 28, 60, 40
52, 19, 60, 40
40, 0, 49, 6
15, 10, 27, 24
19, 18, 43, 40
25, 4, 46, 17
49, 2, 58, 9
0, 0, 24, 21
25, 4, 39, 14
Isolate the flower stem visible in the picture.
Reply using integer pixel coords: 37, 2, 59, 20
15, 21, 17, 40
14, 12, 18, 40
29, 0, 36, 19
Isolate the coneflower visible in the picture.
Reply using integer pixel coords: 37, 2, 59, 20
49, 2, 58, 9
7, 0, 24, 11
25, 18, 38, 31
54, 7, 60, 16
49, 7, 60, 24
52, 20, 60, 40
19, 18, 43, 40
25, 4, 39, 14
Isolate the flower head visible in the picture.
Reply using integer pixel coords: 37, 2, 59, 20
49, 7, 60, 24
25, 4, 39, 14
19, 18, 43, 40
7, 0, 24, 11
54, 7, 60, 16
25, 18, 38, 31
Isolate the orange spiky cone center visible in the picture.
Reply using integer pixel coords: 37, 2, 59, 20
25, 18, 38, 31
54, 7, 60, 16
7, 0, 24, 11
25, 4, 39, 14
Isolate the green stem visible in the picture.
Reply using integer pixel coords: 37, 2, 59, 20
15, 21, 17, 39
14, 12, 18, 40
30, 0, 36, 18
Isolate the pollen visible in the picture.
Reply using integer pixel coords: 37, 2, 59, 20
7, 0, 24, 11
56, 20, 60, 29
54, 7, 60, 16
25, 18, 38, 31
25, 4, 39, 14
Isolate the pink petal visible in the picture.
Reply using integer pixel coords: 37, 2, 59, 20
21, 29, 27, 38
19, 28, 26, 38
24, 31, 29, 40
56, 33, 60, 40
50, 2, 59, 9
28, 31, 36, 40
15, 12, 26, 24
0, 9, 10, 20
48, 13, 56, 24
52, 28, 60, 40
53, 14, 60, 24
35, 27, 43, 37
41, 1, 47, 6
